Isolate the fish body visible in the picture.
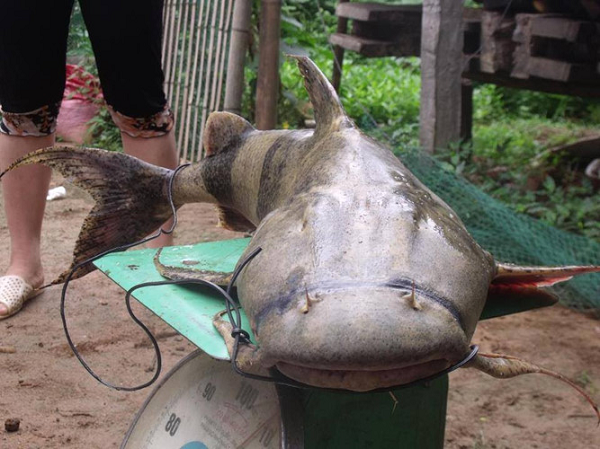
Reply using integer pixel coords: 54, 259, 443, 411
185, 114, 494, 389
2, 58, 599, 410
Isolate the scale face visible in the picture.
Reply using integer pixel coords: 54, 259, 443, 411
122, 350, 282, 449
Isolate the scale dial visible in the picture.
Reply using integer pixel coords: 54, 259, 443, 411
121, 350, 282, 449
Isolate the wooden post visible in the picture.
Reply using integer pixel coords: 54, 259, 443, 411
224, 0, 253, 115
332, 0, 350, 92
460, 79, 473, 142
256, 0, 281, 130
419, 0, 464, 153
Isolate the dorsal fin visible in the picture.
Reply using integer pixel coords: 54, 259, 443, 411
203, 112, 255, 156
291, 55, 354, 135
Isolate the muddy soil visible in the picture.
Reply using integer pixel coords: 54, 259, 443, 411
0, 180, 598, 448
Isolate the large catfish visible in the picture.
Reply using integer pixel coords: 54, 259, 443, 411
2, 57, 599, 414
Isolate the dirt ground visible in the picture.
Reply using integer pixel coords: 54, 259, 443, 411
0, 178, 599, 449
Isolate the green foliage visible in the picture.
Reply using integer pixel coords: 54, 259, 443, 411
433, 120, 600, 241
84, 107, 123, 152
67, 4, 96, 75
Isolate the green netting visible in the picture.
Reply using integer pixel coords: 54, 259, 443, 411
398, 148, 600, 315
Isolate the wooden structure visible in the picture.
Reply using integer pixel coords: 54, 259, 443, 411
330, 1, 600, 153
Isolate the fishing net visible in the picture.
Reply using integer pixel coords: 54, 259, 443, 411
398, 148, 600, 315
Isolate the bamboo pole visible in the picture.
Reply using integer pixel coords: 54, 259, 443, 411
190, 1, 212, 161
183, 0, 207, 161
215, 0, 235, 112
256, 0, 281, 130
161, 0, 172, 65
168, 1, 185, 102
174, 1, 193, 158
163, 1, 179, 100
209, 0, 228, 113
177, 1, 198, 160
198, 2, 221, 157
224, 0, 252, 115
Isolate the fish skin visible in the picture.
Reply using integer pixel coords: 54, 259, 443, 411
2, 57, 599, 398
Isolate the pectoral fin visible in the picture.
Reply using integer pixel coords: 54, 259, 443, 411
153, 248, 233, 286
213, 311, 271, 377
493, 263, 600, 288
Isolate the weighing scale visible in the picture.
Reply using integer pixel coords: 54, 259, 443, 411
93, 238, 556, 449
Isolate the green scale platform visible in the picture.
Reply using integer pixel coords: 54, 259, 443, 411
94, 238, 555, 449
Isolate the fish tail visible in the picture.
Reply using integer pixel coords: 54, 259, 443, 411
467, 352, 599, 423
0, 146, 175, 284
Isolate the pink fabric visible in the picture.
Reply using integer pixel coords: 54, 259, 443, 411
56, 64, 103, 144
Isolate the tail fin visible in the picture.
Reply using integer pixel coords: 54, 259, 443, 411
467, 352, 600, 423
0, 146, 174, 284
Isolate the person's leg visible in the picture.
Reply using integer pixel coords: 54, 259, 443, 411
0, 1, 73, 315
0, 134, 54, 292
122, 132, 178, 247
81, 0, 178, 247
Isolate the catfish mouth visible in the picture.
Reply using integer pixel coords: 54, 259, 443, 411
275, 358, 452, 392
254, 281, 472, 391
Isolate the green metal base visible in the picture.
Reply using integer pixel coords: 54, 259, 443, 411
303, 376, 448, 448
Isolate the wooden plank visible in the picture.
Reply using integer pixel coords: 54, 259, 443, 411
512, 14, 600, 79
512, 13, 533, 79
352, 12, 421, 42
480, 11, 516, 73
530, 16, 598, 42
528, 56, 600, 82
420, 0, 464, 153
336, 2, 421, 22
549, 135, 600, 159
463, 69, 600, 97
482, 0, 535, 11
533, 37, 599, 64
329, 33, 420, 58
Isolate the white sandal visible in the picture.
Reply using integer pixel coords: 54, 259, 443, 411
0, 275, 42, 320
